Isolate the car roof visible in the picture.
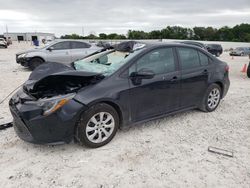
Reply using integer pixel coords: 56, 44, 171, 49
136, 41, 207, 50
52, 39, 91, 44
181, 41, 204, 44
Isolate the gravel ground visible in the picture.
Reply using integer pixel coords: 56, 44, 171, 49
0, 42, 250, 188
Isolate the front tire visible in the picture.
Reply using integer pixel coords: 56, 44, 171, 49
76, 103, 119, 148
29, 57, 44, 71
199, 84, 222, 112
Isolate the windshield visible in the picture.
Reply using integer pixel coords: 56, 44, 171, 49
74, 49, 143, 76
37, 41, 55, 49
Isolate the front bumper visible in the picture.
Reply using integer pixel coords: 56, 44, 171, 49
229, 52, 241, 56
0, 44, 7, 48
16, 55, 32, 67
9, 89, 87, 144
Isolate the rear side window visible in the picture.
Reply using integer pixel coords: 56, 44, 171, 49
178, 47, 200, 70
51, 42, 70, 50
129, 48, 176, 75
71, 42, 91, 49
198, 51, 209, 66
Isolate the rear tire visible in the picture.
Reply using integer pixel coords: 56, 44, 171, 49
29, 57, 44, 71
76, 103, 119, 148
199, 84, 222, 112
216, 52, 220, 57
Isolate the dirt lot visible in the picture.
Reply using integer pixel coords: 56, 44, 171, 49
0, 42, 250, 188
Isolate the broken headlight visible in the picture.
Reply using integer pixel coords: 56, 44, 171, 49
27, 93, 75, 116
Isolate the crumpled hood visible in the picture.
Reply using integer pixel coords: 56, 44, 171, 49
28, 62, 75, 81
23, 62, 104, 98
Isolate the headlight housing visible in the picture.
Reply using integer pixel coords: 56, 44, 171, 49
18, 53, 27, 58
26, 93, 75, 116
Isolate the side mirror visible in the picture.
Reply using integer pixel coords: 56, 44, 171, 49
130, 69, 155, 79
47, 47, 54, 51
130, 69, 155, 85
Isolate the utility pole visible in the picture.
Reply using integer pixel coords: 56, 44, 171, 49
5, 24, 8, 34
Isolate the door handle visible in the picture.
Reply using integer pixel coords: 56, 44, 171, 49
202, 69, 208, 75
170, 76, 178, 82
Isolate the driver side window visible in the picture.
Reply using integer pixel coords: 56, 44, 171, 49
129, 48, 175, 75
50, 42, 70, 50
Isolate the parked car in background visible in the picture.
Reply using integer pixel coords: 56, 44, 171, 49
247, 63, 250, 78
206, 44, 223, 57
16, 40, 102, 70
229, 47, 250, 56
0, 38, 7, 48
180, 41, 208, 51
9, 41, 230, 148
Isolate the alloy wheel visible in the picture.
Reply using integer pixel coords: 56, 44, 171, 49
207, 88, 220, 109
85, 112, 115, 143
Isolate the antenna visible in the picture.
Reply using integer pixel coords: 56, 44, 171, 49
82, 26, 84, 37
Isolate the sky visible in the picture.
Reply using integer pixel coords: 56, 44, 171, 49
0, 0, 250, 37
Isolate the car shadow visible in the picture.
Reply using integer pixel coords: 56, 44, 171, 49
17, 109, 200, 152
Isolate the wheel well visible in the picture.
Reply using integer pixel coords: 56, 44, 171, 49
214, 81, 224, 98
31, 56, 45, 62
101, 101, 123, 127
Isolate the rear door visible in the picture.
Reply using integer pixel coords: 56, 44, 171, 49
46, 41, 71, 64
128, 47, 181, 122
70, 41, 92, 62
177, 47, 210, 108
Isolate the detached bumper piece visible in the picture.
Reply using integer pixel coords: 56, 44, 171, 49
0, 122, 13, 131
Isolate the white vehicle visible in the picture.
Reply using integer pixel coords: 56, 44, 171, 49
16, 40, 102, 70
0, 38, 7, 48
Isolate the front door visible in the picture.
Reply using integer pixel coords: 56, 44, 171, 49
46, 41, 71, 64
128, 47, 181, 122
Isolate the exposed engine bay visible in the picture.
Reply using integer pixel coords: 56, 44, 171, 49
23, 62, 104, 99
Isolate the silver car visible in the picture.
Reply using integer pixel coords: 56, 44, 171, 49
0, 38, 7, 48
16, 40, 102, 70
229, 47, 250, 56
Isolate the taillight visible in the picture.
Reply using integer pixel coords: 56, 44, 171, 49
225, 65, 229, 72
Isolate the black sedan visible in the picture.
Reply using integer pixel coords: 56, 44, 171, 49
206, 44, 223, 57
9, 41, 230, 148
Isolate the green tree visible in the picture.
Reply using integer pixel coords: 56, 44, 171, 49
99, 33, 107, 39
60, 24, 250, 42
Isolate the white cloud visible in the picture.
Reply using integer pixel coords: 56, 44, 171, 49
0, 0, 249, 36
0, 10, 29, 20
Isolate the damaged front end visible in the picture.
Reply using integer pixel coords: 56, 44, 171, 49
9, 62, 105, 144
23, 62, 105, 99
23, 72, 104, 99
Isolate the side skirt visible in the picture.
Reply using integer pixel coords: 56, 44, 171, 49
121, 106, 196, 129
